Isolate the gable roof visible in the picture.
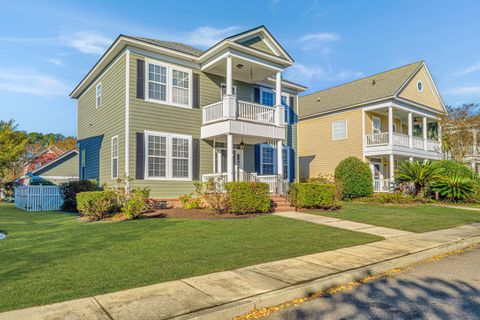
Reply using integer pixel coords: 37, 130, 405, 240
126, 36, 204, 57
30, 149, 78, 175
299, 61, 426, 119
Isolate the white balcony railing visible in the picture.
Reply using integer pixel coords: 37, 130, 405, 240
201, 173, 287, 194
412, 137, 425, 150
426, 140, 441, 152
202, 98, 279, 126
238, 101, 275, 124
366, 133, 389, 146
373, 179, 390, 192
392, 133, 409, 147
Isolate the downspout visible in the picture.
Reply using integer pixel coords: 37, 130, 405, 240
125, 48, 130, 189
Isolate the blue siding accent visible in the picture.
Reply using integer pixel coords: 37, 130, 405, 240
78, 135, 104, 181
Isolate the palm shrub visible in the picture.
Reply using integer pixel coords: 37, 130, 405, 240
432, 174, 476, 202
334, 157, 373, 200
395, 160, 441, 198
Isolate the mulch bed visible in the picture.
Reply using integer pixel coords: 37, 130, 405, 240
143, 208, 271, 220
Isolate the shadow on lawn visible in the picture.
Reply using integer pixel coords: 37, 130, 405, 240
273, 275, 480, 319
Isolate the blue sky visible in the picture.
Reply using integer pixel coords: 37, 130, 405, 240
1, 0, 479, 136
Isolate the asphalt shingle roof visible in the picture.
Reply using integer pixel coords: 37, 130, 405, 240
299, 61, 423, 119
128, 36, 205, 57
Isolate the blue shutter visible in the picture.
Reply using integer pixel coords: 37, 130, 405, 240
289, 148, 295, 182
255, 144, 261, 173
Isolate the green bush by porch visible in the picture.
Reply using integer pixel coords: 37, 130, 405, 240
290, 183, 339, 209
335, 156, 373, 200
0, 203, 380, 312
225, 181, 270, 214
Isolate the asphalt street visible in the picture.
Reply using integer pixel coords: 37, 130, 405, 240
266, 247, 480, 320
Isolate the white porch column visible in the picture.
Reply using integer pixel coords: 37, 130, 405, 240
409, 156, 414, 162
388, 106, 394, 145
473, 129, 478, 156
423, 116, 428, 151
389, 154, 395, 192
277, 140, 283, 178
226, 55, 233, 95
226, 134, 234, 182
275, 71, 284, 127
408, 112, 413, 148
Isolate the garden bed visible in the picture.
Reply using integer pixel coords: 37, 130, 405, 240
143, 208, 270, 220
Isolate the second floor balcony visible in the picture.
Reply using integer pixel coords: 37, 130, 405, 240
365, 132, 441, 153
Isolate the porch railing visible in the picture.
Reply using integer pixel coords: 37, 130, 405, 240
392, 133, 409, 147
365, 132, 389, 146
412, 137, 425, 150
426, 140, 441, 152
202, 99, 278, 126
373, 179, 390, 192
201, 173, 288, 194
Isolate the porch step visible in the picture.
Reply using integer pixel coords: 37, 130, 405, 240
270, 196, 295, 212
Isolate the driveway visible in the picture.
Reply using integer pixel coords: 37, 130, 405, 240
266, 247, 480, 319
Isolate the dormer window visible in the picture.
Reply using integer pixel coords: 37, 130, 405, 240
417, 80, 423, 92
96, 83, 102, 108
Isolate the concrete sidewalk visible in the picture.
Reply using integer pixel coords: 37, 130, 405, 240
274, 211, 413, 238
1, 224, 479, 320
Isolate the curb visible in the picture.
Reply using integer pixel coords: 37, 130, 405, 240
174, 235, 480, 320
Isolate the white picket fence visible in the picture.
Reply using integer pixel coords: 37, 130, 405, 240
14, 185, 63, 211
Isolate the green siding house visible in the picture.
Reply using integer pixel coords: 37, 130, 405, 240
26, 150, 79, 185
71, 26, 306, 198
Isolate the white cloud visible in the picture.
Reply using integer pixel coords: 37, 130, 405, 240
0, 67, 69, 97
459, 62, 480, 75
47, 58, 63, 66
297, 32, 340, 52
66, 31, 112, 55
285, 63, 363, 86
447, 86, 480, 95
185, 26, 240, 47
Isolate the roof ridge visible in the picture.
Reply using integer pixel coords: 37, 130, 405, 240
301, 60, 424, 98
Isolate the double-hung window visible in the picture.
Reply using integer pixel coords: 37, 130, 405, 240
111, 136, 118, 179
332, 119, 347, 140
261, 146, 275, 175
146, 60, 192, 108
145, 131, 191, 180
261, 88, 274, 106
95, 83, 102, 108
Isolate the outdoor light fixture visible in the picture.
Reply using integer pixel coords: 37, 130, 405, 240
236, 64, 244, 69
239, 140, 245, 150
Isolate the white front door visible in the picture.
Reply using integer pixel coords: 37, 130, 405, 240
215, 148, 244, 179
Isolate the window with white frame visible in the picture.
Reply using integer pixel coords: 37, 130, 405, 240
95, 83, 102, 108
146, 60, 191, 108
372, 117, 381, 133
145, 132, 191, 180
281, 94, 290, 124
261, 146, 275, 174
220, 84, 237, 98
332, 120, 347, 140
111, 136, 118, 179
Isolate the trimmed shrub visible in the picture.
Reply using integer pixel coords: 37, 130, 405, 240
76, 190, 116, 220
356, 193, 428, 205
334, 157, 373, 200
194, 179, 228, 214
60, 180, 101, 212
122, 188, 150, 219
179, 193, 202, 209
290, 183, 340, 209
225, 182, 270, 214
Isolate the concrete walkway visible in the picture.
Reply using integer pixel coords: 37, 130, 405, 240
274, 211, 413, 238
1, 224, 479, 320
434, 204, 480, 212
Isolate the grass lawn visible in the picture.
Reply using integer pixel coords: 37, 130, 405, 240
0, 204, 380, 312
311, 202, 480, 233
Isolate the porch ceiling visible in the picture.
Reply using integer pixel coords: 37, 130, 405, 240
205, 134, 274, 145
203, 55, 278, 84
368, 108, 438, 123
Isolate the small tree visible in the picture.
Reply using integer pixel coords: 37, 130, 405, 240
396, 160, 441, 198
441, 103, 480, 161
334, 157, 373, 200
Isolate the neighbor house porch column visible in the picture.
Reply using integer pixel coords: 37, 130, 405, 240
389, 154, 395, 192
223, 54, 236, 119
388, 106, 394, 145
226, 54, 233, 96
408, 112, 413, 148
423, 116, 428, 151
277, 140, 284, 178
275, 71, 284, 127
227, 134, 234, 182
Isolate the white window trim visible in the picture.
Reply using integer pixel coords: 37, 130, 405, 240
144, 58, 193, 109
372, 116, 381, 133
144, 130, 192, 181
259, 144, 290, 180
281, 92, 291, 124
111, 136, 119, 179
332, 119, 348, 140
260, 87, 275, 106
95, 83, 102, 108
220, 83, 237, 98
417, 80, 423, 92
